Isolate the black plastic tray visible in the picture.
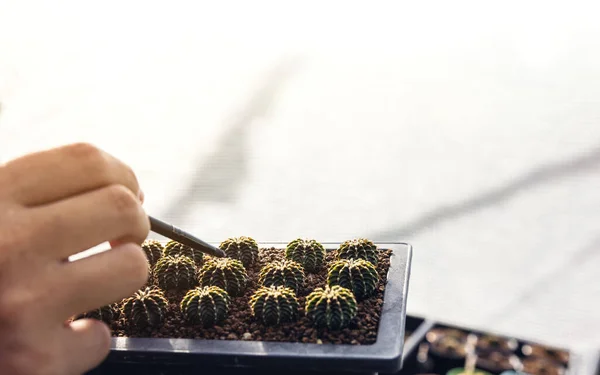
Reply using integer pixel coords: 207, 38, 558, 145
391, 319, 600, 375
401, 315, 436, 363
378, 315, 435, 375
94, 242, 413, 374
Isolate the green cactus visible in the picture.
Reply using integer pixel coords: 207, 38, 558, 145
143, 257, 155, 287
198, 257, 248, 297
327, 258, 379, 300
141, 239, 164, 266
219, 236, 259, 267
285, 238, 326, 273
163, 240, 203, 265
258, 260, 305, 293
180, 286, 230, 327
121, 286, 169, 328
336, 238, 378, 265
75, 304, 117, 324
249, 286, 299, 326
153, 255, 198, 291
305, 285, 357, 330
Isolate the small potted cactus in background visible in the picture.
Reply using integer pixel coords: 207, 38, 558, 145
89, 236, 412, 375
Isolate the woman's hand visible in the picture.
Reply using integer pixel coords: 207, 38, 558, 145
0, 143, 150, 375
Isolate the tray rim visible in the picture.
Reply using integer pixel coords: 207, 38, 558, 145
402, 316, 436, 361
106, 241, 412, 373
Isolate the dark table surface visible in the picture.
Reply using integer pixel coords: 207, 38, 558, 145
88, 363, 377, 375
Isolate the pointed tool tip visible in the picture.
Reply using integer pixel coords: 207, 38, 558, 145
214, 248, 227, 258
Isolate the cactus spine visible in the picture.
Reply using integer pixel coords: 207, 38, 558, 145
163, 240, 203, 266
305, 285, 358, 330
198, 258, 248, 297
258, 260, 305, 293
141, 239, 164, 266
121, 287, 169, 328
180, 286, 230, 327
249, 286, 299, 326
219, 236, 259, 267
76, 304, 117, 324
153, 255, 198, 291
327, 258, 379, 300
285, 238, 326, 273
336, 238, 378, 265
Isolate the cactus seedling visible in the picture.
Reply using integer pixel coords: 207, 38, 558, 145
258, 259, 305, 293
198, 258, 248, 297
75, 304, 117, 324
285, 238, 326, 273
163, 240, 203, 266
154, 255, 198, 291
336, 238, 378, 265
121, 287, 169, 328
143, 257, 155, 287
305, 285, 358, 330
180, 286, 230, 327
327, 258, 379, 300
219, 236, 259, 268
249, 286, 299, 326
141, 239, 164, 266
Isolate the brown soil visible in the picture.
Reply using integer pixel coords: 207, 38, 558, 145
109, 247, 392, 345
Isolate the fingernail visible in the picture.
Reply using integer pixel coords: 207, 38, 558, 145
138, 189, 145, 203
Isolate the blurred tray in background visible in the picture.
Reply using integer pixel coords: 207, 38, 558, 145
390, 316, 600, 375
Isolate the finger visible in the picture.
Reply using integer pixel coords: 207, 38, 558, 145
109, 189, 145, 249
51, 243, 149, 319
3, 142, 141, 207
109, 240, 124, 249
25, 184, 150, 260
63, 318, 112, 375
